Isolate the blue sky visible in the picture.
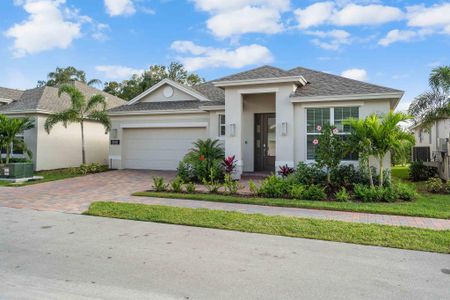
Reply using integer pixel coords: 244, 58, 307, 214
1, 0, 450, 111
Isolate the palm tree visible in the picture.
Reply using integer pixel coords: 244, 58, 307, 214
44, 85, 111, 164
409, 66, 450, 130
38, 66, 102, 87
0, 114, 34, 164
344, 118, 375, 187
365, 112, 415, 186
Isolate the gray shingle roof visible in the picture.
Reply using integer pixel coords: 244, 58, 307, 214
0, 87, 24, 101
289, 67, 403, 97
0, 81, 126, 114
214, 65, 293, 82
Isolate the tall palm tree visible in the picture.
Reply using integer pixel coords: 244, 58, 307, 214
0, 114, 34, 164
38, 66, 102, 87
408, 66, 450, 130
344, 118, 375, 187
365, 112, 415, 186
44, 85, 111, 164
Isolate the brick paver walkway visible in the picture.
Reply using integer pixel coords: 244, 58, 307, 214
1, 170, 449, 230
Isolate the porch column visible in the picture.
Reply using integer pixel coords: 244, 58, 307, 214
275, 85, 295, 171
224, 88, 244, 179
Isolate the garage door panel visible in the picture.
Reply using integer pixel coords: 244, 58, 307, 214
123, 128, 207, 170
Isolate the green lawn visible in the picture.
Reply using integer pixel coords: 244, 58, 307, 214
134, 191, 450, 219
84, 202, 450, 254
391, 165, 410, 180
0, 168, 101, 187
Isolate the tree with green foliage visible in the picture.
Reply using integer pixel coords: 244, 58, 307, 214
38, 66, 102, 87
364, 112, 415, 186
0, 114, 34, 164
344, 118, 375, 187
408, 66, 450, 129
44, 85, 111, 164
103, 62, 204, 100
315, 124, 345, 184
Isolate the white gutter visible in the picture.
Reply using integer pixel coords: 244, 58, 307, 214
108, 109, 206, 116
290, 92, 404, 103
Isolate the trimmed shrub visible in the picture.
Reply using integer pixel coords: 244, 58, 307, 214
425, 177, 444, 193
393, 183, 417, 201
152, 176, 168, 192
409, 161, 437, 182
258, 175, 290, 198
292, 162, 326, 185
289, 184, 306, 199
335, 187, 351, 202
170, 177, 184, 193
185, 182, 196, 194
353, 184, 397, 202
303, 185, 327, 201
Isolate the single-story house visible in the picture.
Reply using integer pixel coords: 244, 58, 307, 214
108, 65, 404, 178
0, 81, 126, 171
411, 119, 450, 179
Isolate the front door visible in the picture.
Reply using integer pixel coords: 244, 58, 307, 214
254, 113, 276, 172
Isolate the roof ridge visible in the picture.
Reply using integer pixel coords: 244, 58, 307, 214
214, 65, 291, 82
289, 66, 403, 93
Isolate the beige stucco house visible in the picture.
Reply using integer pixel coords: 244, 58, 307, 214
108, 66, 404, 178
0, 82, 126, 171
411, 119, 450, 179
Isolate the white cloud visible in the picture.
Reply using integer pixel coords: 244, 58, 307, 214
378, 29, 431, 46
95, 65, 144, 80
104, 0, 136, 17
294, 2, 334, 29
407, 3, 450, 35
191, 0, 289, 38
5, 0, 82, 57
341, 68, 368, 81
295, 2, 403, 29
170, 40, 273, 71
307, 29, 350, 50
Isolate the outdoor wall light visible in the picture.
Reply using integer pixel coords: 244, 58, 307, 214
281, 122, 288, 136
229, 123, 236, 137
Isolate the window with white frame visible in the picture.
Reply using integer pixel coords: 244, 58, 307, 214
306, 107, 359, 161
218, 114, 226, 137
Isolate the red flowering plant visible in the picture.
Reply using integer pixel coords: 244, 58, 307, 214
223, 155, 237, 174
277, 164, 294, 177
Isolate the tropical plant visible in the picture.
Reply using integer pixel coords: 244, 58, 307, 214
185, 182, 196, 193
223, 155, 237, 174
315, 124, 345, 184
248, 179, 259, 196
0, 114, 34, 164
335, 187, 351, 202
409, 161, 437, 181
152, 176, 168, 192
302, 185, 327, 201
38, 66, 101, 87
364, 112, 415, 186
408, 66, 450, 130
223, 174, 241, 194
170, 177, 184, 193
344, 117, 375, 187
278, 164, 294, 177
44, 85, 111, 164
425, 177, 444, 193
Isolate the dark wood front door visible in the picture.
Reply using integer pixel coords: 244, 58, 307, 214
254, 113, 276, 172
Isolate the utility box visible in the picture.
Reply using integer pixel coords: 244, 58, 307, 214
0, 163, 34, 179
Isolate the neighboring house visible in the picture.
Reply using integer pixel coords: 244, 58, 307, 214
0, 82, 126, 171
411, 119, 450, 179
108, 65, 403, 178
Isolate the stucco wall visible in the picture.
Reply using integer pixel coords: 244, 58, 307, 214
413, 119, 450, 152
140, 84, 197, 102
33, 115, 109, 171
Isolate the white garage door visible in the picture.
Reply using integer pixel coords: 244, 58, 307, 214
123, 127, 207, 170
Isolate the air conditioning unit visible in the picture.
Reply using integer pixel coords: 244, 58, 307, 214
438, 138, 449, 153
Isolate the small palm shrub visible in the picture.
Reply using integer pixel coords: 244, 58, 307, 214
353, 184, 399, 202
223, 174, 241, 194
170, 177, 184, 193
185, 182, 196, 194
257, 175, 290, 198
425, 177, 444, 193
152, 176, 168, 192
248, 180, 259, 196
303, 185, 327, 201
335, 187, 351, 202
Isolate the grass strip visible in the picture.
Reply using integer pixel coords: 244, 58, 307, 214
85, 201, 450, 254
133, 191, 450, 219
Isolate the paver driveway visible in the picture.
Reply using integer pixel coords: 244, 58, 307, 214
1, 169, 450, 230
